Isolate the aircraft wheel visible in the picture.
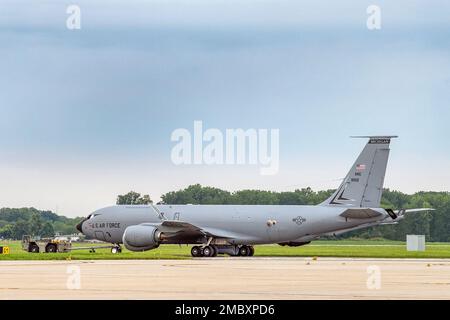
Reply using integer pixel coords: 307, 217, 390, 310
239, 245, 250, 257
202, 246, 214, 257
248, 246, 255, 257
111, 246, 121, 254
30, 245, 40, 253
191, 246, 202, 257
210, 245, 218, 257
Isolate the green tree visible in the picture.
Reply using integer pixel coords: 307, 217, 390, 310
162, 184, 232, 205
232, 190, 279, 205
29, 213, 44, 236
41, 222, 55, 237
117, 191, 153, 205
11, 220, 30, 239
0, 224, 14, 239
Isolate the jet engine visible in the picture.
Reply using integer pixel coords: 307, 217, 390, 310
122, 225, 163, 252
278, 241, 311, 247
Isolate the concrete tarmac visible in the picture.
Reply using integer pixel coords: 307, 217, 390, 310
1, 258, 449, 300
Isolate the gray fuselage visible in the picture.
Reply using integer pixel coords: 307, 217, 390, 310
80, 204, 387, 245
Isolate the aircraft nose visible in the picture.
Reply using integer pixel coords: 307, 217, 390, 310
76, 218, 87, 233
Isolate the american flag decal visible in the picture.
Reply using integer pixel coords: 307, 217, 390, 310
356, 164, 366, 172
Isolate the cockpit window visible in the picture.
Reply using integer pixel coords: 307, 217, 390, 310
88, 213, 101, 220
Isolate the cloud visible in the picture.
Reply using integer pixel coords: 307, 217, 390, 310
1, 0, 449, 216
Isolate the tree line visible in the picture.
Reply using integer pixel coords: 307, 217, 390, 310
0, 208, 81, 240
1, 185, 449, 241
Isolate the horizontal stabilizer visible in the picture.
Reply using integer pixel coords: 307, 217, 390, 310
378, 221, 399, 226
395, 208, 435, 215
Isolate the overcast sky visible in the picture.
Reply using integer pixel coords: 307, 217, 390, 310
1, 0, 449, 217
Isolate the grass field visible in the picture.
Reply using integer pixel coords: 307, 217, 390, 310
1, 239, 450, 260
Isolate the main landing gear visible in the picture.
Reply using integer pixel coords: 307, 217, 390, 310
238, 245, 255, 257
191, 245, 255, 258
191, 245, 217, 257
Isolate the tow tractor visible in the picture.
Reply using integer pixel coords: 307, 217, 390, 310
22, 235, 122, 254
22, 235, 72, 253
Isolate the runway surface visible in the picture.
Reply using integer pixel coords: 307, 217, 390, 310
1, 257, 450, 300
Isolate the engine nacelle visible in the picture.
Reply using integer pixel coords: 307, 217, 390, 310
122, 225, 162, 252
278, 241, 311, 247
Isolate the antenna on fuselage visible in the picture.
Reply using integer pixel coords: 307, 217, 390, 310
151, 203, 167, 221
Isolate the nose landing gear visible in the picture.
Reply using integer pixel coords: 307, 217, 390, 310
111, 245, 122, 254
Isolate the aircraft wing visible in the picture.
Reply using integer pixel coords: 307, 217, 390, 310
142, 220, 240, 242
160, 221, 236, 238
160, 220, 203, 232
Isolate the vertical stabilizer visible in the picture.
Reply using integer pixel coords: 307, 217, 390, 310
321, 136, 397, 208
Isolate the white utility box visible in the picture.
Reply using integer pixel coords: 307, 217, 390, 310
406, 235, 426, 251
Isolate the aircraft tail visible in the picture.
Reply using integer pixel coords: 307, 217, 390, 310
320, 136, 397, 208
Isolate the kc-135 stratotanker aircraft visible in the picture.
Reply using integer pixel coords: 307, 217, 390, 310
76, 136, 432, 257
